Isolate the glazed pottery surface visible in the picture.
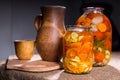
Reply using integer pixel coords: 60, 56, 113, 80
34, 5, 66, 62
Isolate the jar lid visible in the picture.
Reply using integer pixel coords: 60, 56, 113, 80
84, 7, 104, 13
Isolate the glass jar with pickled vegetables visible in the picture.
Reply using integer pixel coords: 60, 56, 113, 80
76, 7, 112, 66
63, 25, 93, 74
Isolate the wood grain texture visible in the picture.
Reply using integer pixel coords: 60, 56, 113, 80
6, 55, 61, 72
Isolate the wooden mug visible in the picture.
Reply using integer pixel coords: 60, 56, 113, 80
14, 40, 34, 60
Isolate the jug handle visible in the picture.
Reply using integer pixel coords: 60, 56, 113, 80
34, 14, 42, 31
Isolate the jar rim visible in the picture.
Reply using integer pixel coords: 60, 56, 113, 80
83, 7, 104, 14
84, 7, 104, 10
66, 25, 91, 32
41, 5, 66, 9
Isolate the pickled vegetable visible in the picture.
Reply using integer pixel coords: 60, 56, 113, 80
94, 52, 105, 63
76, 7, 112, 66
63, 27, 93, 74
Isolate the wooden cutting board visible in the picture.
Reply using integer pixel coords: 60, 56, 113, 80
6, 54, 61, 72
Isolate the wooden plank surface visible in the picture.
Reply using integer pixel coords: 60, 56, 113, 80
6, 55, 61, 72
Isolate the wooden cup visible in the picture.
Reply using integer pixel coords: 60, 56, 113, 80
14, 40, 34, 60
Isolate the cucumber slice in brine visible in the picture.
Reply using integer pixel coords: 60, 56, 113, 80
71, 32, 78, 39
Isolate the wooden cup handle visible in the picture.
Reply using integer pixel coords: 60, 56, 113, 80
34, 14, 42, 31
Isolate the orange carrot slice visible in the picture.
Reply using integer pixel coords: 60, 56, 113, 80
78, 42, 92, 61
102, 15, 111, 31
98, 23, 107, 32
80, 42, 93, 53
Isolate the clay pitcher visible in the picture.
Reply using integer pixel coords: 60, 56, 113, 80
34, 5, 66, 62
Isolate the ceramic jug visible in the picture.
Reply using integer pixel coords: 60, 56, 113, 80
34, 5, 66, 62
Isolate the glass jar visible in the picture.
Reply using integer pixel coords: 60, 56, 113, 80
63, 25, 93, 74
76, 7, 112, 66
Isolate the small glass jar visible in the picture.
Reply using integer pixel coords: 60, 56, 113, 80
63, 25, 93, 74
76, 7, 112, 66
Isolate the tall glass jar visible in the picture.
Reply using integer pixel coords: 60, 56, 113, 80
63, 25, 93, 74
76, 7, 112, 66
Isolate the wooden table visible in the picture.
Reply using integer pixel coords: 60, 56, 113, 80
0, 52, 120, 80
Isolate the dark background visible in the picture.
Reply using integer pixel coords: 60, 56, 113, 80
0, 0, 120, 59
